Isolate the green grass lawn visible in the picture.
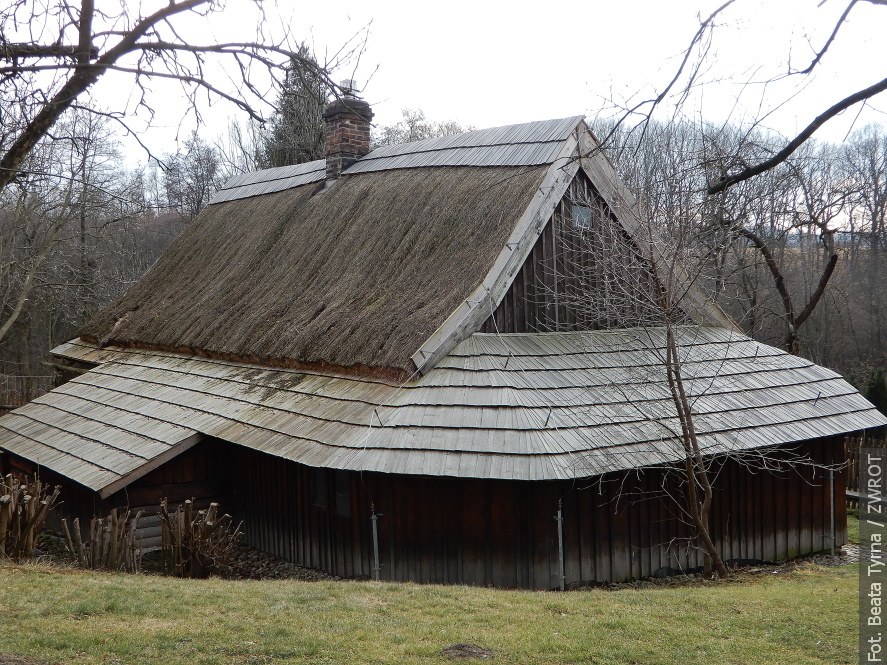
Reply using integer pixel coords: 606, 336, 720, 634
0, 561, 857, 665
848, 508, 860, 544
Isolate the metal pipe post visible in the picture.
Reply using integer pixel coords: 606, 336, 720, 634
371, 504, 381, 581
554, 499, 565, 591
829, 468, 835, 557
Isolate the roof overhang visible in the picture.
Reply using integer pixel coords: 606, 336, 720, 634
1, 329, 880, 493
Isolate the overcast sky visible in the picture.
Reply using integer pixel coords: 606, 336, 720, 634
97, 0, 887, 151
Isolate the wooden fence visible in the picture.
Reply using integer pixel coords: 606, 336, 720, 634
845, 437, 887, 507
0, 374, 54, 415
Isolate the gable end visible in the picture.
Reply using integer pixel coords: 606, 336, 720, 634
410, 129, 582, 373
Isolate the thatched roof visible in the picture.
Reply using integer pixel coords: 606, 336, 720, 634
79, 114, 734, 377
81, 165, 549, 374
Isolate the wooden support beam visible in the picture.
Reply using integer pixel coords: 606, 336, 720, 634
40, 360, 90, 375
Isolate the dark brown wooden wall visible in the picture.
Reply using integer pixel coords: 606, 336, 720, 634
1, 435, 846, 588
479, 172, 658, 334
228, 436, 846, 589
0, 439, 234, 532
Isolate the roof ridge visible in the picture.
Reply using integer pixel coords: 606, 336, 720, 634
363, 115, 584, 158
354, 137, 569, 163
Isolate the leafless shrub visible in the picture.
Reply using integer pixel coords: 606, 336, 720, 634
159, 498, 242, 578
0, 474, 61, 561
62, 508, 143, 573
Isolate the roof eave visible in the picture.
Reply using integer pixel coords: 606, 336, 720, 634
97, 432, 204, 498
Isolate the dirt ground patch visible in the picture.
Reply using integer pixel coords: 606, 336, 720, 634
0, 654, 48, 665
442, 643, 494, 660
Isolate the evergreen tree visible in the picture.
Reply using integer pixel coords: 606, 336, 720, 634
261, 46, 328, 167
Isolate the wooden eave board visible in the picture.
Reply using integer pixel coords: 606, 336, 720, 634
350, 116, 583, 169
343, 142, 566, 173
221, 160, 326, 188
422, 360, 833, 394
52, 339, 130, 364
411, 125, 584, 373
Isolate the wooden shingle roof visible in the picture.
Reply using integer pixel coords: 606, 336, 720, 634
4, 115, 881, 495
3, 328, 878, 494
209, 116, 585, 206
210, 160, 326, 204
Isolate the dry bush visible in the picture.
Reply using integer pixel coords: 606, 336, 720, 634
0, 475, 61, 561
159, 499, 242, 578
62, 508, 144, 573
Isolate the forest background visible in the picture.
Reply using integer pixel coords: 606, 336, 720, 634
1, 1, 886, 424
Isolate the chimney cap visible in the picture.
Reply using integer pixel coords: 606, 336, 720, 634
340, 79, 359, 98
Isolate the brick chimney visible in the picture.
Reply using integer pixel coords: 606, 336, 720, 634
323, 80, 373, 180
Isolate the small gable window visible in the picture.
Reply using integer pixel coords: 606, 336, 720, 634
571, 204, 592, 230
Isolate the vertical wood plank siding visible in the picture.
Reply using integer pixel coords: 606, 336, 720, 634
227, 436, 845, 589
1, 435, 845, 588
479, 172, 659, 334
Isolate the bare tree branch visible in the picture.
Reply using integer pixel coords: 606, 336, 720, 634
0, 43, 98, 59
798, 0, 858, 75
0, 0, 207, 194
596, 0, 736, 150
794, 252, 839, 329
708, 75, 887, 194
0, 1, 340, 196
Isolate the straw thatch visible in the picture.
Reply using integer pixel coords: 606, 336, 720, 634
81, 166, 549, 374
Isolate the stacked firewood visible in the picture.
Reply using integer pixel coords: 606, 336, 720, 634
159, 498, 242, 578
62, 508, 144, 573
0, 475, 61, 561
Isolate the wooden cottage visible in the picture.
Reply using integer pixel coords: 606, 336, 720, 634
1, 94, 884, 588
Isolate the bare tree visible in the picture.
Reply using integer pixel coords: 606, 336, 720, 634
0, 1, 353, 371
702, 130, 841, 355
844, 124, 887, 252
372, 108, 474, 148
0, 102, 183, 401
543, 153, 842, 577
591, 2, 887, 361
0, 0, 340, 196
600, 0, 887, 193
595, 118, 846, 356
